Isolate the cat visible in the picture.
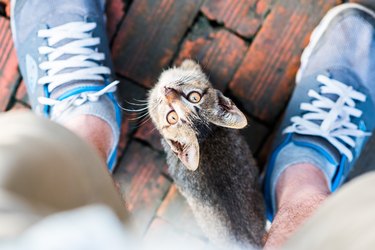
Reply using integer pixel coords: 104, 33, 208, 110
148, 59, 265, 249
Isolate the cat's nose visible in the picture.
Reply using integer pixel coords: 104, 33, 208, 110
164, 87, 179, 102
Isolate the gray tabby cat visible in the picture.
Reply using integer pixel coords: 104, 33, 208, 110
148, 60, 265, 249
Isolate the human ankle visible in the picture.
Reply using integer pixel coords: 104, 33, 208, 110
276, 163, 330, 209
62, 115, 113, 162
264, 164, 330, 249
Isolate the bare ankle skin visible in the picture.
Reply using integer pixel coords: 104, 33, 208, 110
264, 163, 330, 249
62, 115, 113, 163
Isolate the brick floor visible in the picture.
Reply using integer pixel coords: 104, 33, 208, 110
1, 0, 374, 243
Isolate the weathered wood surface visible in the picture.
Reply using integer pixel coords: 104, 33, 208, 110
112, 0, 204, 88
229, 0, 341, 124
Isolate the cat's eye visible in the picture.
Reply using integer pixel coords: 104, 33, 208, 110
167, 110, 179, 125
187, 91, 201, 103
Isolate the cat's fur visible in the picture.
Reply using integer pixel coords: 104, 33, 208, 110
148, 60, 265, 248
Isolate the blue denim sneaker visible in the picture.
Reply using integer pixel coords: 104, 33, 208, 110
10, 0, 121, 171
263, 3, 375, 221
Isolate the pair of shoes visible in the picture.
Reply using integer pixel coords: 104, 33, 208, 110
11, 0, 121, 171
264, 3, 375, 221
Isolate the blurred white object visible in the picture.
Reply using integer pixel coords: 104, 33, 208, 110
0, 205, 136, 250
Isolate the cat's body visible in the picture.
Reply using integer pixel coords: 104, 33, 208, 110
163, 127, 265, 248
148, 60, 265, 248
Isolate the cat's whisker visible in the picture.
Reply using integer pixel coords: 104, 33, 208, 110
129, 111, 150, 121
137, 116, 152, 128
133, 98, 149, 103
179, 74, 196, 84
132, 103, 159, 125
116, 100, 149, 112
150, 126, 158, 134
131, 104, 157, 120
125, 100, 148, 106
121, 106, 149, 112
120, 107, 149, 113
148, 103, 159, 113
115, 100, 139, 113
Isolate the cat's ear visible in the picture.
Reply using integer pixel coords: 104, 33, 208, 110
207, 90, 247, 129
180, 59, 202, 72
166, 136, 200, 171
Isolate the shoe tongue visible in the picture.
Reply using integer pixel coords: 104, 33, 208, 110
47, 13, 83, 28
327, 68, 361, 90
292, 133, 341, 166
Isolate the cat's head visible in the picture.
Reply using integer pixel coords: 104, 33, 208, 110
148, 60, 247, 171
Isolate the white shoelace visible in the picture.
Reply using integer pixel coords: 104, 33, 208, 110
37, 21, 119, 112
283, 74, 371, 162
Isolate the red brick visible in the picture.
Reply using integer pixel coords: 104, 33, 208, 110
133, 119, 170, 177
134, 118, 163, 152
0, 17, 20, 111
157, 184, 207, 239
116, 112, 137, 160
175, 19, 248, 91
117, 76, 149, 107
144, 217, 209, 249
112, 0, 203, 88
114, 141, 171, 234
229, 0, 340, 124
106, 0, 126, 41
201, 0, 272, 38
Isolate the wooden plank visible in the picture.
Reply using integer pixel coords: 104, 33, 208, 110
0, 17, 20, 111
116, 111, 137, 161
144, 217, 209, 250
201, 0, 273, 38
117, 76, 148, 108
229, 0, 340, 124
106, 0, 127, 41
175, 17, 248, 92
114, 141, 171, 234
112, 0, 203, 88
134, 118, 163, 152
156, 184, 207, 239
